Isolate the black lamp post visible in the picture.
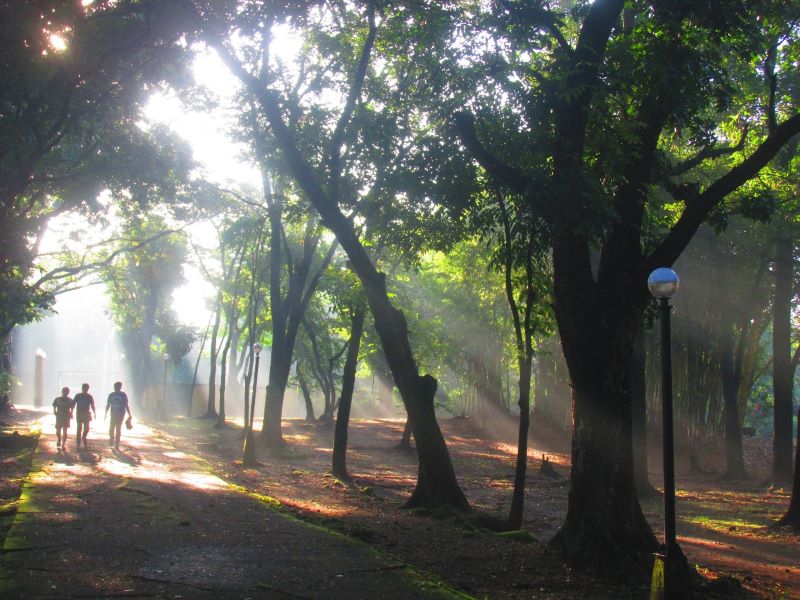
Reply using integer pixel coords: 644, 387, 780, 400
648, 267, 688, 599
243, 343, 261, 467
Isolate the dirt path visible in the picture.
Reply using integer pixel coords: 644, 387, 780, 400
0, 414, 462, 599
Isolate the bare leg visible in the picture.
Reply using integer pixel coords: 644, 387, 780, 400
76, 421, 84, 446
82, 421, 90, 444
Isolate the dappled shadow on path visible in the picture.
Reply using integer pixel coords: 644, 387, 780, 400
1, 412, 442, 600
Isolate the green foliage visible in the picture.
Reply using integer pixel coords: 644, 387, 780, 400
101, 214, 194, 396
0, 0, 196, 336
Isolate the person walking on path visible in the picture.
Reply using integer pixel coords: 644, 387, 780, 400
104, 381, 132, 450
73, 383, 96, 448
52, 387, 74, 450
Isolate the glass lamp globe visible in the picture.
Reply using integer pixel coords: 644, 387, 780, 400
648, 268, 679, 298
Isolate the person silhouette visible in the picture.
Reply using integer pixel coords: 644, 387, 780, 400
52, 387, 74, 450
73, 383, 96, 448
104, 382, 132, 450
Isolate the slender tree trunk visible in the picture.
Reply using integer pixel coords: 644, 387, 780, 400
204, 292, 223, 419
332, 305, 366, 480
189, 318, 211, 417
772, 235, 794, 488
216, 317, 234, 428
508, 356, 532, 529
297, 369, 315, 421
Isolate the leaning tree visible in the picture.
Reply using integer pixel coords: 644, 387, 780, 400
187, 0, 476, 508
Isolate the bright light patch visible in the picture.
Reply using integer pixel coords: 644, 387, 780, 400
49, 34, 67, 51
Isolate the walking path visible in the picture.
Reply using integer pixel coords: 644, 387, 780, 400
0, 415, 460, 599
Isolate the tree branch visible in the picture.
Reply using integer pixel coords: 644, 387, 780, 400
668, 125, 748, 178
452, 112, 529, 195
648, 112, 800, 269
325, 1, 377, 200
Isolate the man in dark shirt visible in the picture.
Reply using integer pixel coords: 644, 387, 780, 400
73, 383, 96, 448
104, 381, 132, 450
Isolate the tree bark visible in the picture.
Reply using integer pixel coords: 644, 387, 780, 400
297, 368, 315, 421
215, 315, 234, 428
631, 323, 656, 497
332, 304, 366, 480
549, 277, 659, 573
507, 356, 532, 529
399, 415, 413, 450
772, 235, 794, 488
204, 291, 222, 419
779, 404, 800, 529
720, 319, 747, 480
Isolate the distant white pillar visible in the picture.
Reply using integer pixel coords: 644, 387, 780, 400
34, 349, 46, 408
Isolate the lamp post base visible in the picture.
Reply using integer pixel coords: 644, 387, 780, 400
650, 545, 691, 599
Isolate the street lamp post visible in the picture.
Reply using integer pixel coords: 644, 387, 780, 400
161, 353, 169, 422
648, 268, 688, 599
243, 343, 261, 467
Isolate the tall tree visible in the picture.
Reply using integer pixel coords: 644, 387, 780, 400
190, 1, 472, 508
332, 300, 367, 481
102, 214, 191, 405
453, 1, 800, 570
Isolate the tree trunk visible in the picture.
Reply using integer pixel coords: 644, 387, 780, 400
399, 415, 413, 450
551, 352, 658, 573
779, 404, 800, 529
262, 352, 293, 448
260, 220, 336, 449
297, 368, 315, 421
720, 323, 747, 480
508, 356, 532, 529
204, 292, 223, 419
215, 317, 234, 429
189, 318, 211, 417
332, 305, 365, 480
631, 324, 656, 497
243, 72, 468, 510
549, 246, 658, 573
772, 235, 794, 488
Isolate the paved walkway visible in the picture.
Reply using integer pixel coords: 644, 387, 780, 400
0, 416, 458, 599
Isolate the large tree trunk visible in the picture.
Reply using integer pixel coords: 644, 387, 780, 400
551, 338, 658, 573
779, 404, 800, 529
549, 240, 658, 573
631, 324, 656, 497
772, 235, 794, 488
332, 305, 365, 480
262, 351, 293, 448
720, 323, 747, 480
